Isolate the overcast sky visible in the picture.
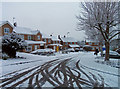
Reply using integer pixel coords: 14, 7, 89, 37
2, 2, 86, 41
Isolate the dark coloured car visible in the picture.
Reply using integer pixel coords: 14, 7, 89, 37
116, 48, 120, 54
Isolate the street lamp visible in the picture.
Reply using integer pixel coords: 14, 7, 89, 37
67, 32, 70, 37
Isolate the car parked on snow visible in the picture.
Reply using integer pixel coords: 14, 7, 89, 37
103, 50, 120, 59
74, 48, 80, 52
116, 48, 120, 54
79, 48, 84, 51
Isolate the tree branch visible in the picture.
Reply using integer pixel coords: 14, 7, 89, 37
109, 32, 120, 41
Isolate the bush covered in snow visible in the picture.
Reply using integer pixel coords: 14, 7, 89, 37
2, 33, 27, 58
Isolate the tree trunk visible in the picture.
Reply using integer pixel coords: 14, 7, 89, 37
100, 43, 103, 57
105, 42, 109, 61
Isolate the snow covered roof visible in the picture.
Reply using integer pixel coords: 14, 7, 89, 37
83, 45, 100, 47
51, 36, 60, 41
69, 44, 80, 48
42, 33, 51, 39
0, 21, 14, 28
13, 27, 40, 35
60, 37, 78, 42
31, 48, 55, 53
48, 44, 62, 46
85, 40, 100, 43
25, 40, 46, 45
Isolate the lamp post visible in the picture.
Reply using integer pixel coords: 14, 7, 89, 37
67, 32, 70, 37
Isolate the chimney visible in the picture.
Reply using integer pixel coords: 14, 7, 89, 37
14, 22, 17, 27
58, 35, 61, 39
64, 35, 66, 38
50, 34, 52, 36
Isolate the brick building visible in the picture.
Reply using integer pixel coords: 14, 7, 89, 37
59, 36, 80, 50
13, 27, 46, 52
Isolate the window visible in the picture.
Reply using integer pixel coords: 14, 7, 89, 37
65, 42, 68, 45
94, 43, 98, 45
37, 36, 41, 40
26, 46, 32, 52
44, 39, 46, 42
28, 35, 31, 40
89, 42, 92, 45
19, 35, 24, 39
92, 47, 95, 50
4, 28, 10, 33
48, 39, 51, 43
37, 45, 39, 49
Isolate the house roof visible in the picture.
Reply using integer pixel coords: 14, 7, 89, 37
13, 27, 40, 35
60, 37, 78, 42
51, 36, 60, 41
48, 44, 62, 46
31, 48, 55, 53
42, 33, 51, 39
69, 44, 80, 48
25, 40, 46, 45
85, 39, 100, 43
0, 21, 14, 28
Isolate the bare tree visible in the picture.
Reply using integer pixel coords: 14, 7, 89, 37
77, 2, 120, 61
85, 28, 104, 56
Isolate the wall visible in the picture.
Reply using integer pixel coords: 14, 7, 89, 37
0, 23, 13, 36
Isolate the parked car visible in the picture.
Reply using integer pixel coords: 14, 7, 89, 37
103, 50, 120, 59
116, 48, 120, 54
79, 48, 83, 51
66, 48, 75, 52
74, 48, 80, 52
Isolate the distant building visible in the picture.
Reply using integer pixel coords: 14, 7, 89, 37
48, 36, 62, 52
42, 33, 52, 46
59, 36, 80, 50
84, 40, 100, 51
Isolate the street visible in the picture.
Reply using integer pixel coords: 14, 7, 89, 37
0, 52, 119, 88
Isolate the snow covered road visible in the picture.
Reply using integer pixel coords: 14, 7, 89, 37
0, 52, 119, 88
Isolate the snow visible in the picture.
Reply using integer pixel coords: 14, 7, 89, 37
75, 52, 119, 87
25, 40, 46, 45
42, 33, 51, 39
103, 50, 120, 56
60, 37, 78, 42
48, 43, 62, 46
13, 27, 40, 35
85, 39, 100, 43
69, 44, 80, 48
0, 21, 14, 28
67, 48, 75, 51
51, 36, 60, 41
31, 48, 55, 53
0, 52, 119, 87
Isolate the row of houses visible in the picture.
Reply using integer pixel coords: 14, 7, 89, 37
0, 21, 84, 53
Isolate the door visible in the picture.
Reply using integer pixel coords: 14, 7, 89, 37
34, 45, 37, 50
